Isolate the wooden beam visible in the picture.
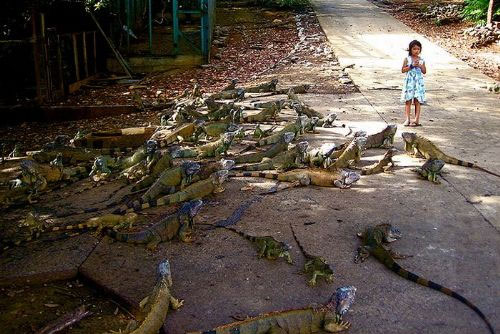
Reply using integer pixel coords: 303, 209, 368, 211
93, 31, 97, 74
72, 33, 80, 81
83, 31, 89, 78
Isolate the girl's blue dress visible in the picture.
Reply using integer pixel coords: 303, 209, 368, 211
401, 56, 426, 104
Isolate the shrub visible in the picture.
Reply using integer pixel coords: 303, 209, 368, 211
462, 0, 500, 24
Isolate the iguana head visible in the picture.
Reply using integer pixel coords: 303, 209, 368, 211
387, 124, 397, 134
325, 113, 337, 123
235, 88, 245, 101
222, 132, 236, 145
422, 159, 445, 173
296, 141, 309, 155
270, 78, 279, 86
211, 170, 229, 185
401, 132, 417, 144
219, 159, 235, 170
379, 223, 402, 243
354, 136, 367, 149
182, 161, 201, 177
231, 107, 244, 123
226, 123, 240, 133
20, 160, 37, 175
145, 140, 158, 155
179, 199, 204, 218
282, 132, 295, 144
311, 117, 320, 126
334, 285, 357, 316
354, 130, 367, 138
384, 148, 398, 159
157, 259, 172, 286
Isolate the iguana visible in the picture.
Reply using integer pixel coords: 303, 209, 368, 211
252, 99, 285, 109
305, 143, 338, 168
354, 124, 397, 149
288, 91, 324, 119
196, 122, 240, 140
256, 117, 308, 147
108, 200, 203, 250
208, 105, 242, 123
234, 141, 309, 172
303, 117, 320, 133
130, 152, 173, 192
358, 148, 397, 175
171, 132, 235, 159
187, 286, 357, 334
235, 132, 295, 164
245, 78, 278, 93
229, 169, 360, 189
327, 137, 366, 170
401, 132, 500, 177
32, 146, 124, 165
224, 226, 293, 264
112, 259, 183, 334
150, 123, 197, 147
209, 88, 245, 101
117, 170, 228, 214
205, 100, 235, 114
413, 159, 445, 184
243, 102, 282, 123
317, 113, 337, 128
355, 223, 495, 334
290, 224, 334, 286
222, 79, 238, 91
275, 83, 311, 95
253, 124, 277, 139
130, 161, 201, 210
72, 127, 156, 149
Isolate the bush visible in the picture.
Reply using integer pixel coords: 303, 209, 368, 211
462, 0, 500, 24
257, 0, 310, 9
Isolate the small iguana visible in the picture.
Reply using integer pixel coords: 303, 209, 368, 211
243, 102, 282, 123
171, 132, 235, 159
355, 223, 495, 334
305, 143, 338, 168
354, 124, 397, 149
290, 224, 334, 286
117, 170, 228, 214
255, 116, 308, 148
413, 159, 445, 184
108, 200, 203, 250
327, 137, 366, 170
209, 88, 245, 101
303, 116, 320, 133
245, 78, 278, 93
187, 286, 357, 334
235, 132, 295, 164
288, 90, 324, 119
358, 148, 397, 175
253, 124, 277, 139
112, 259, 183, 334
224, 226, 293, 264
401, 132, 500, 177
229, 169, 360, 189
318, 113, 337, 128
234, 141, 309, 172
150, 123, 197, 147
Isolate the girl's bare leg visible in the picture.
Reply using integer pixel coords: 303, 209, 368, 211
414, 99, 421, 125
404, 101, 411, 125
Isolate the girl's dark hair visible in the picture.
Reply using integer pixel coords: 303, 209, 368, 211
408, 40, 422, 55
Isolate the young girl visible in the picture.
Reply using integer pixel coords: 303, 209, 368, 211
401, 40, 426, 126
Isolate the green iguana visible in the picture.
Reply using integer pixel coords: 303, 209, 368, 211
187, 286, 357, 334
72, 127, 156, 149
243, 102, 282, 123
117, 170, 228, 214
130, 152, 173, 192
413, 159, 445, 184
229, 169, 360, 189
355, 223, 495, 334
112, 259, 183, 334
234, 141, 309, 172
318, 113, 337, 128
288, 91, 324, 119
275, 84, 311, 95
108, 200, 203, 250
303, 117, 320, 133
171, 132, 235, 159
196, 122, 240, 140
290, 224, 334, 286
222, 79, 238, 91
305, 143, 338, 168
327, 137, 366, 170
401, 132, 500, 177
253, 124, 277, 139
354, 124, 397, 149
235, 132, 295, 164
245, 78, 278, 93
224, 226, 292, 264
206, 102, 236, 119
209, 88, 245, 101
358, 148, 397, 175
256, 117, 307, 147
8, 143, 23, 158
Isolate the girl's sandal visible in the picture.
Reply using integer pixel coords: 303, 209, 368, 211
403, 120, 410, 126
410, 122, 422, 127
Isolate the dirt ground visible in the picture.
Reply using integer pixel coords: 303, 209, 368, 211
369, 0, 500, 81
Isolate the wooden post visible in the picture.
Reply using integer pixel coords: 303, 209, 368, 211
83, 31, 89, 78
72, 33, 80, 81
486, 0, 495, 25
57, 35, 64, 95
40, 13, 53, 101
32, 7, 43, 102
93, 31, 97, 74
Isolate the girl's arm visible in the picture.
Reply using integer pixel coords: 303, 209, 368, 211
401, 58, 410, 73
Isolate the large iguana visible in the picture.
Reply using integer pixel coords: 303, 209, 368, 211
401, 132, 500, 177
229, 169, 360, 189
108, 200, 203, 250
327, 137, 366, 170
290, 224, 334, 286
224, 226, 293, 264
209, 88, 245, 101
171, 132, 235, 159
358, 148, 397, 175
235, 141, 309, 172
187, 286, 357, 334
354, 124, 397, 149
355, 223, 495, 334
256, 117, 308, 147
243, 102, 282, 123
305, 143, 338, 168
130, 152, 173, 192
413, 159, 445, 184
113, 259, 183, 334
245, 78, 278, 93
235, 132, 295, 164
317, 113, 337, 128
117, 170, 228, 214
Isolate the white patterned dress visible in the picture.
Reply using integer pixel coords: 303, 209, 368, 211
401, 56, 426, 104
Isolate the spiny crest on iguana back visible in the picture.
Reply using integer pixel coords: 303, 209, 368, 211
290, 223, 334, 286
355, 223, 495, 334
401, 132, 500, 177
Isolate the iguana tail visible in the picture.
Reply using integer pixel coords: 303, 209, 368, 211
289, 223, 313, 259
224, 226, 258, 242
441, 156, 500, 177
228, 171, 280, 180
380, 252, 495, 334
106, 228, 155, 244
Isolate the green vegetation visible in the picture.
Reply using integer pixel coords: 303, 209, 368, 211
257, 0, 310, 9
462, 0, 500, 24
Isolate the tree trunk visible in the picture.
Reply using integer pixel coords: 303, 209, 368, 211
486, 0, 495, 25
